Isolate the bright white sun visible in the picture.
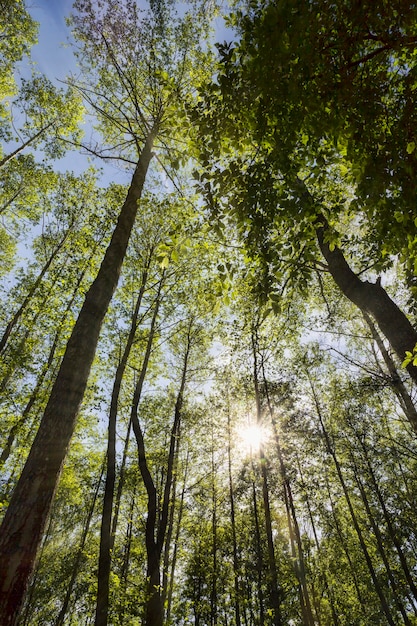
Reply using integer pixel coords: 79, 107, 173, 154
239, 424, 267, 454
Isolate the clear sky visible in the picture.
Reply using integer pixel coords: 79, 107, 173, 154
29, 0, 78, 82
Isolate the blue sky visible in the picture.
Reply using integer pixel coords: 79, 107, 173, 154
29, 0, 78, 81
23, 1, 233, 178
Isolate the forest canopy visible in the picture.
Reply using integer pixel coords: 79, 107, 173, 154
1, 1, 417, 625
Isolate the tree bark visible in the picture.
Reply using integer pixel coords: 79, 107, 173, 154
294, 176, 417, 384
0, 131, 155, 626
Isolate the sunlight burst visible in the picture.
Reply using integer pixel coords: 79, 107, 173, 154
239, 423, 268, 454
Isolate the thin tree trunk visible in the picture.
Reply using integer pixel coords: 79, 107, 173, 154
252, 328, 282, 626
296, 454, 341, 626
130, 281, 165, 626
161, 424, 182, 614
0, 224, 72, 355
226, 400, 241, 626
362, 311, 417, 431
210, 428, 218, 626
110, 418, 132, 547
55, 463, 105, 626
0, 305, 44, 394
117, 483, 136, 626
358, 436, 417, 606
165, 450, 189, 625
0, 131, 156, 625
261, 358, 315, 626
350, 456, 412, 625
251, 477, 265, 626
308, 376, 397, 626
0, 121, 55, 169
324, 472, 367, 615
95, 258, 151, 626
1, 255, 94, 464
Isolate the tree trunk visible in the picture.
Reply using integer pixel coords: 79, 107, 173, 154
350, 456, 412, 625
1, 256, 94, 465
165, 451, 189, 625
110, 418, 132, 547
362, 311, 417, 432
251, 477, 265, 626
210, 429, 218, 626
95, 260, 150, 626
252, 328, 283, 626
227, 400, 241, 626
309, 376, 397, 626
55, 464, 104, 626
296, 454, 340, 626
261, 359, 315, 626
0, 131, 155, 626
294, 176, 417, 383
0, 121, 55, 169
132, 313, 190, 626
358, 436, 417, 606
0, 224, 72, 355
130, 284, 163, 626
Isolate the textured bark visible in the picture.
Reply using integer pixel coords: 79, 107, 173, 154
0, 132, 155, 625
294, 177, 417, 384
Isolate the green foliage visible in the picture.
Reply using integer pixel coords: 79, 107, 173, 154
0, 0, 38, 110
3, 3, 417, 626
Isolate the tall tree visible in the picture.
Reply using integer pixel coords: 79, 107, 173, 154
192, 0, 417, 384
0, 0, 211, 619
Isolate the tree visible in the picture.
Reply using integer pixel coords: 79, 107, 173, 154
0, 0, 37, 119
192, 0, 417, 385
